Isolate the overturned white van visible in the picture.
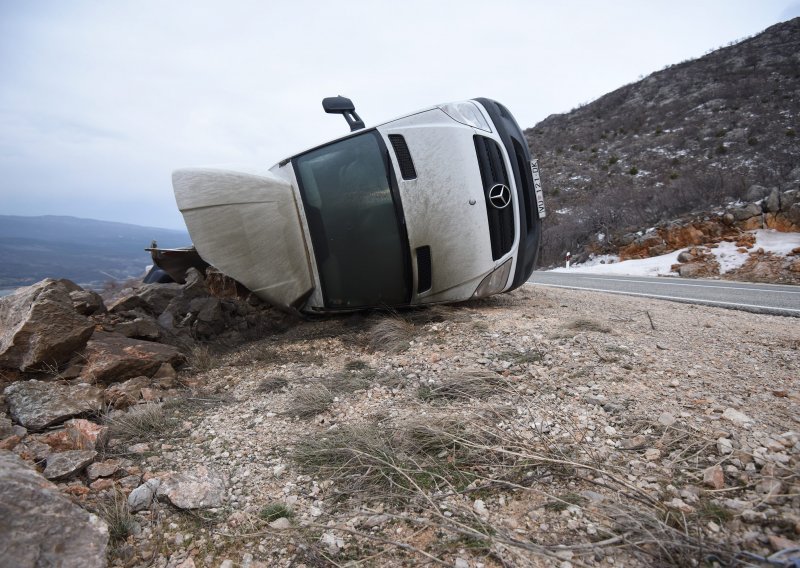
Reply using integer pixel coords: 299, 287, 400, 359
172, 97, 545, 313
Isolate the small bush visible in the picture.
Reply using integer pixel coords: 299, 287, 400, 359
747, 136, 758, 145
344, 359, 371, 371
787, 128, 796, 137
669, 172, 679, 180
629, 166, 639, 175
326, 369, 377, 394
716, 144, 727, 154
608, 156, 619, 165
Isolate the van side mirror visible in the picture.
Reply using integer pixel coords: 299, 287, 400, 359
322, 96, 365, 132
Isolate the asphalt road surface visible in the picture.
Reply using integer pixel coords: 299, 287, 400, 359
528, 272, 800, 317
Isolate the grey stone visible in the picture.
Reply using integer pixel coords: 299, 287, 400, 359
717, 437, 734, 455
114, 317, 161, 340
745, 184, 770, 201
780, 189, 800, 212
268, 517, 292, 529
69, 289, 106, 316
677, 250, 694, 263
103, 376, 150, 408
0, 279, 95, 371
658, 412, 677, 427
4, 380, 103, 431
722, 407, 753, 427
763, 188, 780, 213
43, 449, 97, 480
128, 478, 160, 512
156, 466, 226, 509
87, 459, 121, 480
732, 202, 762, 221
0, 450, 108, 567
0, 415, 13, 438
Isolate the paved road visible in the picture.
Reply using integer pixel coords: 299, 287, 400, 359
528, 272, 800, 317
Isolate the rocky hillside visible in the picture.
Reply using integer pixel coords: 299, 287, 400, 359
527, 17, 800, 266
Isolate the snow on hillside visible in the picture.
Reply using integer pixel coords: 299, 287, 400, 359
552, 230, 800, 277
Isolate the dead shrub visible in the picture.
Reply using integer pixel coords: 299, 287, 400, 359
257, 376, 288, 393
566, 318, 611, 333
188, 344, 216, 372
106, 403, 175, 444
418, 370, 509, 402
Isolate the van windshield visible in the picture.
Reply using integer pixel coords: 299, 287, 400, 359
294, 131, 410, 308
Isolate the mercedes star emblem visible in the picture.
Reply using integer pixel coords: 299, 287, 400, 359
488, 184, 511, 209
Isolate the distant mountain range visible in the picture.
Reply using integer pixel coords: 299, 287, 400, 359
0, 215, 190, 288
526, 17, 800, 266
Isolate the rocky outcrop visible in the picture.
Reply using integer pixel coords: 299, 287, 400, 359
0, 450, 108, 568
78, 331, 183, 384
4, 380, 103, 431
43, 449, 97, 480
0, 279, 95, 371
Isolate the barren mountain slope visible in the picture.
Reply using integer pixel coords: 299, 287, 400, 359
528, 18, 800, 265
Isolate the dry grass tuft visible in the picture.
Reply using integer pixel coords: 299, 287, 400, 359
95, 489, 136, 542
368, 315, 415, 354
257, 376, 289, 393
325, 369, 377, 394
418, 370, 509, 402
283, 384, 334, 418
188, 344, 216, 372
566, 318, 612, 333
106, 403, 175, 444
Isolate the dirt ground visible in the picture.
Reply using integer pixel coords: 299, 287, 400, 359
92, 284, 800, 567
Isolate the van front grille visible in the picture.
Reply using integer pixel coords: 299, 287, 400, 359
474, 135, 514, 260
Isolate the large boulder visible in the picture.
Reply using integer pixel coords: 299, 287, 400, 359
108, 283, 181, 316
78, 331, 183, 384
0, 450, 109, 567
0, 279, 95, 371
732, 202, 762, 222
4, 380, 103, 431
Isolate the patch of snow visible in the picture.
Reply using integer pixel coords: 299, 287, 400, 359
597, 233, 605, 242
555, 208, 572, 215
550, 230, 800, 278
553, 250, 682, 277
711, 241, 749, 273
753, 229, 800, 255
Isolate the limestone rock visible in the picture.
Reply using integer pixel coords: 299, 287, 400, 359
722, 407, 753, 427
43, 449, 97, 480
4, 380, 103, 431
156, 466, 226, 509
732, 203, 762, 221
763, 188, 781, 213
0, 279, 95, 371
79, 331, 183, 384
0, 450, 108, 568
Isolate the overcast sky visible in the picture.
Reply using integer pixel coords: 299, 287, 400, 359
2, 0, 799, 230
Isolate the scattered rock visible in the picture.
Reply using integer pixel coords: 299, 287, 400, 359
0, 450, 108, 567
79, 331, 183, 384
716, 437, 734, 455
703, 465, 725, 489
69, 289, 107, 316
156, 466, 226, 509
722, 407, 754, 427
473, 499, 489, 519
87, 459, 121, 480
43, 449, 97, 480
4, 380, 103, 431
128, 478, 161, 512
103, 375, 150, 408
269, 517, 292, 529
644, 448, 661, 461
0, 279, 95, 371
657, 412, 676, 427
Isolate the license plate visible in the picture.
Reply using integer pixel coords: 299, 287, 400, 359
530, 160, 546, 219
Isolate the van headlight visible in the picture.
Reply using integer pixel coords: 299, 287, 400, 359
473, 258, 512, 298
439, 101, 492, 132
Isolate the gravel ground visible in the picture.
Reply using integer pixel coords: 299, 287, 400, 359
92, 284, 800, 567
